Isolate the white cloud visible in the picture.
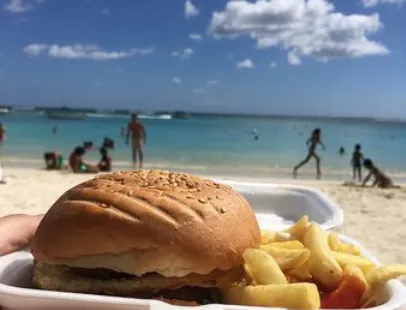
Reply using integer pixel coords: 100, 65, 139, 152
172, 48, 194, 60
270, 62, 277, 68
206, 80, 218, 85
288, 51, 301, 65
193, 88, 206, 94
236, 58, 254, 69
3, 0, 31, 13
209, 0, 389, 64
173, 77, 182, 84
182, 48, 194, 59
362, 0, 405, 7
23, 44, 154, 60
185, 0, 200, 19
23, 44, 48, 56
134, 47, 155, 55
189, 33, 203, 41
48, 45, 134, 60
100, 7, 110, 15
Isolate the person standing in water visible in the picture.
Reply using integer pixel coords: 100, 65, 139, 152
293, 128, 325, 179
126, 113, 147, 169
351, 144, 364, 182
0, 123, 7, 142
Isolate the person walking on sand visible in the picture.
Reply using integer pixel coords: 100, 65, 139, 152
126, 113, 147, 169
351, 144, 364, 182
293, 128, 325, 179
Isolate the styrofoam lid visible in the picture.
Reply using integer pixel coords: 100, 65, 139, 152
217, 180, 344, 231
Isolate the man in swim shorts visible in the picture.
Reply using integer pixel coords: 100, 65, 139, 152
126, 113, 147, 169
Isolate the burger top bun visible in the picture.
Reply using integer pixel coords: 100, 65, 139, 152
30, 170, 261, 278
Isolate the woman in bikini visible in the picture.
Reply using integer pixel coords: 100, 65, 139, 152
293, 128, 325, 179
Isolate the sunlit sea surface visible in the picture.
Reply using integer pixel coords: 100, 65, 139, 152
1, 112, 405, 181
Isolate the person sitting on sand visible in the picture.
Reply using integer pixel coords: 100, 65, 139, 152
43, 152, 65, 170
362, 159, 398, 189
97, 147, 112, 172
293, 128, 325, 179
102, 137, 115, 149
351, 144, 364, 182
69, 146, 99, 173
43, 141, 93, 171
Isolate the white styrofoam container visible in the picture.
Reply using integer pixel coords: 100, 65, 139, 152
0, 183, 404, 310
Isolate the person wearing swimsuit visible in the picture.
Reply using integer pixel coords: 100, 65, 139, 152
0, 124, 6, 143
98, 147, 112, 172
293, 128, 325, 179
126, 113, 147, 169
362, 159, 398, 189
351, 144, 364, 182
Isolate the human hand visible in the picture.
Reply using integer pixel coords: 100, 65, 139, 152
0, 214, 44, 256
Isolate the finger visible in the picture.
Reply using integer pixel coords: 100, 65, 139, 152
0, 214, 43, 256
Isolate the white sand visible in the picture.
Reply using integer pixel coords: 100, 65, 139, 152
0, 168, 405, 267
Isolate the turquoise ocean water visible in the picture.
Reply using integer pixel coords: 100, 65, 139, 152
1, 112, 405, 181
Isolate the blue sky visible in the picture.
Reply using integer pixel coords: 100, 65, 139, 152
0, 0, 405, 117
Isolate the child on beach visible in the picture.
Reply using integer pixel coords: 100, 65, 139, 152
98, 147, 112, 172
351, 144, 364, 182
44, 152, 65, 170
293, 128, 325, 179
362, 159, 398, 189
69, 146, 99, 173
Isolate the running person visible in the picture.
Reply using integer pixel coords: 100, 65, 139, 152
126, 113, 147, 169
293, 128, 325, 179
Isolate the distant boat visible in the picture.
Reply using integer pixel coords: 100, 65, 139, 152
139, 114, 172, 120
0, 108, 11, 115
45, 111, 88, 120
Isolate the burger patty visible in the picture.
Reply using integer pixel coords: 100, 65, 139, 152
33, 262, 241, 303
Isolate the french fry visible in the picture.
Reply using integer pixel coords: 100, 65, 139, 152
332, 251, 376, 274
275, 231, 293, 241
260, 245, 310, 271
366, 264, 406, 289
321, 265, 368, 309
329, 232, 361, 256
260, 230, 277, 245
284, 215, 309, 240
361, 265, 406, 307
328, 232, 340, 251
243, 249, 287, 285
303, 223, 343, 290
288, 261, 313, 281
361, 294, 377, 308
268, 240, 305, 250
243, 263, 254, 282
222, 283, 320, 310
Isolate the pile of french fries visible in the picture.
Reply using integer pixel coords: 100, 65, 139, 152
222, 216, 406, 309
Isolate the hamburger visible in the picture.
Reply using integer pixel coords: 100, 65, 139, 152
30, 170, 261, 305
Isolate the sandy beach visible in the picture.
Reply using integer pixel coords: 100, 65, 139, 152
0, 167, 405, 269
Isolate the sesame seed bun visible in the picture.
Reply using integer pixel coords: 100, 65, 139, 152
30, 170, 261, 278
